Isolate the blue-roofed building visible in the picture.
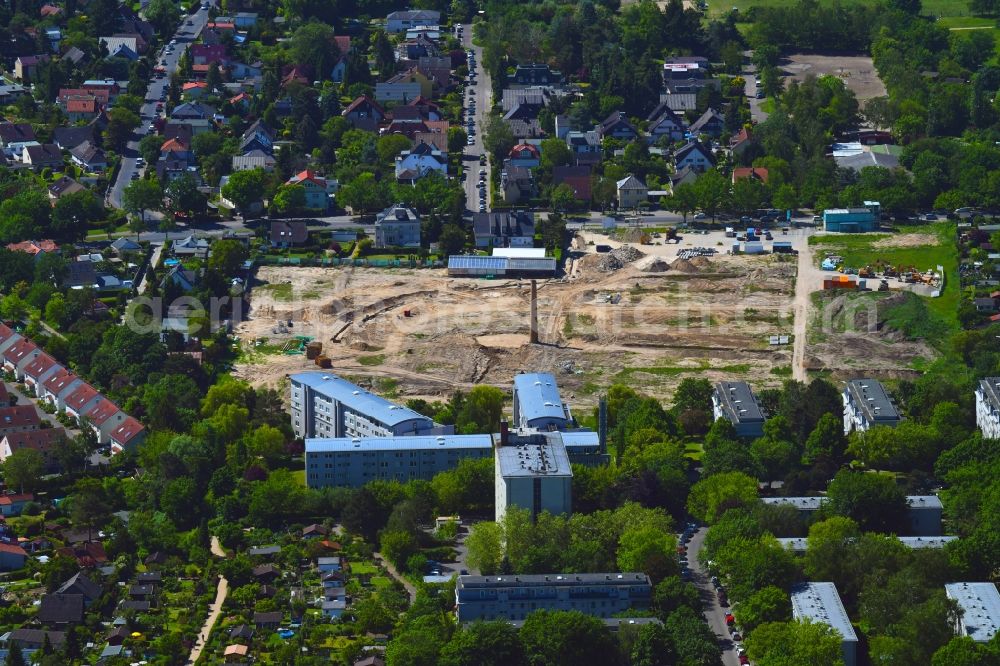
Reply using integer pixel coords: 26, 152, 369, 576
447, 254, 557, 277
945, 582, 1000, 643
305, 435, 493, 488
823, 201, 879, 233
512, 373, 573, 430
790, 583, 858, 666
290, 372, 452, 439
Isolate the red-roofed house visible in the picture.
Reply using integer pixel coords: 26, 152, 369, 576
0, 406, 40, 435
229, 92, 251, 111
285, 170, 331, 210
22, 352, 61, 390
190, 44, 226, 66
0, 542, 28, 570
182, 81, 209, 99
731, 167, 769, 185
3, 339, 39, 379
552, 165, 593, 203
1, 428, 66, 472
58, 88, 111, 107
729, 127, 753, 156
281, 65, 312, 88
6, 239, 59, 257
160, 137, 192, 160
40, 369, 82, 410
0, 494, 34, 518
0, 324, 20, 358
64, 383, 102, 422
110, 416, 146, 454
65, 96, 100, 122
40, 4, 62, 17
84, 398, 125, 444
508, 143, 540, 168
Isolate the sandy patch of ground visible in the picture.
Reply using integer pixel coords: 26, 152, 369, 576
871, 234, 938, 249
782, 54, 887, 101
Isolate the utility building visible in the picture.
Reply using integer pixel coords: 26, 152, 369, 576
512, 373, 572, 431
945, 583, 1000, 643
975, 377, 1000, 440
712, 381, 766, 438
305, 434, 492, 488
823, 201, 879, 233
455, 573, 651, 623
290, 372, 451, 439
495, 427, 572, 522
843, 378, 901, 434
790, 583, 858, 666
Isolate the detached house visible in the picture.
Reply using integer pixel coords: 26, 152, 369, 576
689, 108, 725, 138
374, 204, 421, 248
270, 221, 309, 248
241, 120, 275, 154
343, 96, 386, 131
647, 102, 687, 143
598, 111, 639, 141
285, 170, 331, 211
552, 165, 593, 202
616, 175, 648, 210
673, 141, 715, 173
65, 96, 101, 122
386, 9, 441, 33
473, 211, 536, 248
22, 144, 63, 170
377, 68, 431, 102
70, 141, 107, 171
14, 55, 49, 82
507, 143, 540, 168
395, 141, 447, 183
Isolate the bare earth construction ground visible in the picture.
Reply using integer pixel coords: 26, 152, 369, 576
234, 248, 799, 409
782, 54, 887, 101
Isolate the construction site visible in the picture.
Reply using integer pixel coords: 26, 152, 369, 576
232, 235, 803, 409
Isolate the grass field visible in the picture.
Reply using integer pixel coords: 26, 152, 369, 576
708, 0, 978, 17
809, 222, 959, 333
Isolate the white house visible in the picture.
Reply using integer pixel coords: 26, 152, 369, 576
673, 141, 714, 173
394, 142, 447, 183
386, 10, 441, 33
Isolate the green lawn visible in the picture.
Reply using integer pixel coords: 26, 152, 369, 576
707, 0, 977, 16
259, 282, 294, 301
809, 222, 959, 333
358, 354, 386, 366
350, 561, 379, 575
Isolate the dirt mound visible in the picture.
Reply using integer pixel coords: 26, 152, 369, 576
599, 245, 645, 272
671, 258, 700, 273
636, 256, 671, 273
690, 256, 712, 268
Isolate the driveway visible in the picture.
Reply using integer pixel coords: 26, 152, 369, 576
108, 1, 216, 212
460, 26, 493, 215
687, 527, 740, 666
743, 70, 769, 124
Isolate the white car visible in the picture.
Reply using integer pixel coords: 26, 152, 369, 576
467, 136, 474, 145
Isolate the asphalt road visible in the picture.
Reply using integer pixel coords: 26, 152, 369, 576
743, 69, 770, 125
460, 25, 492, 215
108, 2, 215, 212
687, 526, 741, 666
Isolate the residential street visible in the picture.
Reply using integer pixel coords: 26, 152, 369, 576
687, 527, 740, 666
743, 68, 770, 124
460, 25, 492, 214
108, 1, 216, 212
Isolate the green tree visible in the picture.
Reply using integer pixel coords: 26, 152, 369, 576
539, 138, 573, 169
69, 478, 111, 541
745, 620, 845, 666
734, 585, 792, 632
373, 29, 396, 80
51, 190, 104, 241
145, 0, 180, 35
465, 521, 503, 574
121, 178, 162, 222
376, 134, 412, 164
687, 471, 759, 524
164, 173, 206, 219
1, 448, 45, 494
932, 637, 1000, 666
693, 169, 730, 221
447, 127, 469, 153
456, 385, 506, 434
105, 107, 140, 151
803, 412, 847, 464
483, 113, 515, 162
438, 224, 467, 256
337, 172, 391, 215
616, 526, 677, 583
550, 183, 577, 211
823, 470, 908, 533
440, 621, 528, 666
207, 239, 248, 277
221, 168, 268, 215
520, 610, 619, 666
289, 22, 340, 82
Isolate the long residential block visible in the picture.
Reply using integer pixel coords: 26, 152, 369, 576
790, 583, 858, 666
290, 372, 451, 439
975, 377, 1000, 439
945, 582, 1000, 643
305, 434, 492, 488
761, 495, 943, 536
842, 378, 901, 434
712, 381, 766, 438
455, 572, 651, 623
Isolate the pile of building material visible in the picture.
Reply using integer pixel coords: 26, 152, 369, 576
636, 256, 670, 272
677, 247, 717, 259
598, 245, 644, 272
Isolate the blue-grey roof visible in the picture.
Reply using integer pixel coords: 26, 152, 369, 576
845, 378, 900, 423
946, 583, 1000, 642
513, 373, 567, 424
496, 437, 572, 478
556, 430, 599, 449
779, 535, 957, 553
790, 583, 857, 643
291, 372, 433, 428
306, 434, 493, 453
